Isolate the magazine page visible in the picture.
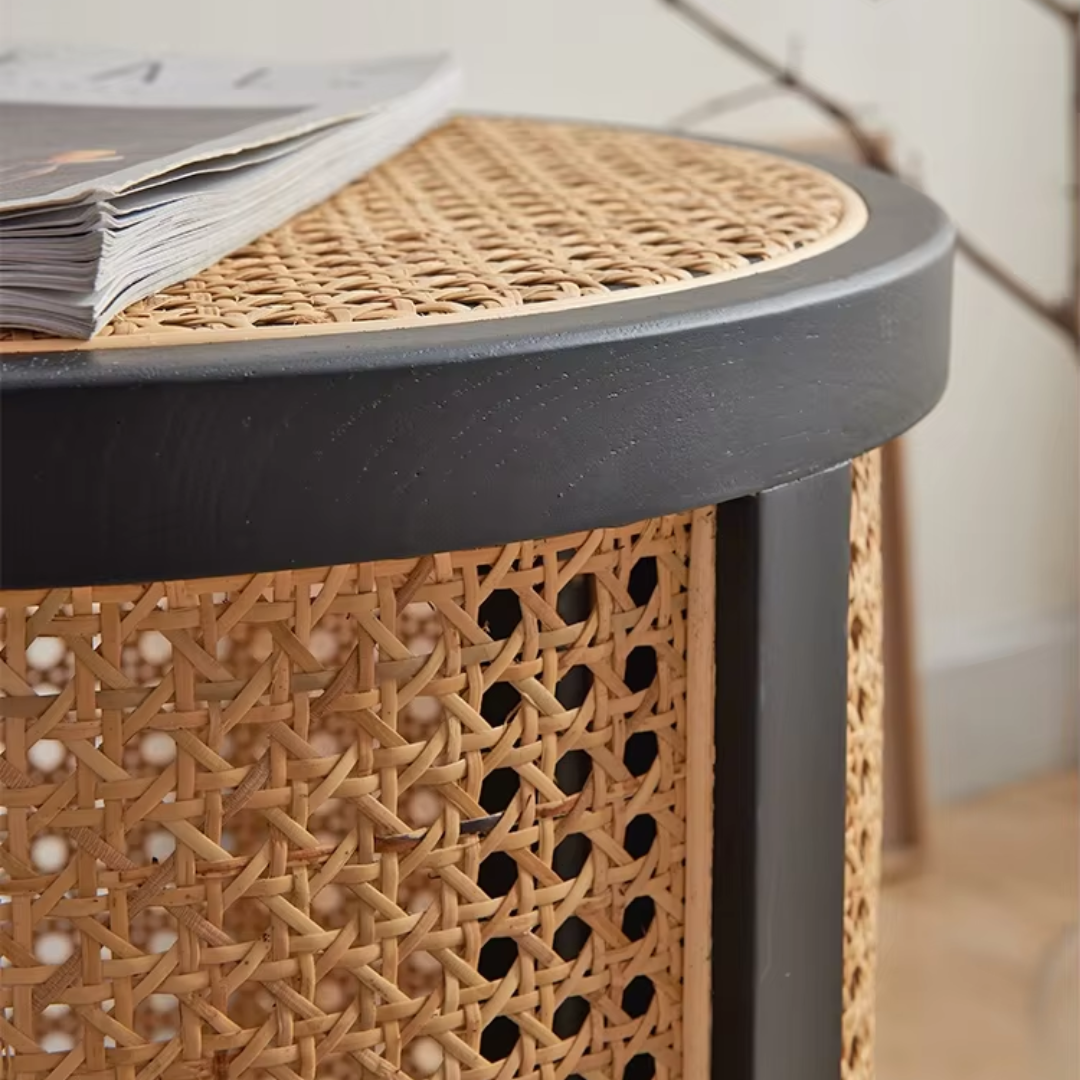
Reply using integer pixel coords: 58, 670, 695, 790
0, 101, 299, 209
0, 48, 456, 211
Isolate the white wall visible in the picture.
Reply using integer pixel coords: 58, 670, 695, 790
4, 0, 1076, 798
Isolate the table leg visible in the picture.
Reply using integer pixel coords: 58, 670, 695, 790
711, 464, 852, 1080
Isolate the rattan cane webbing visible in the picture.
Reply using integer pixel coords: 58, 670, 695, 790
0, 469, 886, 1080
0, 514, 713, 1080
844, 450, 885, 1080
0, 117, 865, 348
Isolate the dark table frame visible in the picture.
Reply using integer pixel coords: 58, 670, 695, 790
0, 141, 953, 1080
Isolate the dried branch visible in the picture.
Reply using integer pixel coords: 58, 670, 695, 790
956, 233, 1077, 337
669, 80, 785, 130
659, 0, 1080, 347
660, 0, 891, 169
1027, 0, 1080, 25
1069, 12, 1080, 337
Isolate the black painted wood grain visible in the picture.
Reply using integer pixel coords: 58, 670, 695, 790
0, 146, 953, 588
712, 465, 852, 1080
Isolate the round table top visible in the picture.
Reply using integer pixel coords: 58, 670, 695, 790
0, 117, 953, 588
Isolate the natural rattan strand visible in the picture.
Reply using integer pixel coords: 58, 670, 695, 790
844, 451, 884, 1080
0, 117, 865, 349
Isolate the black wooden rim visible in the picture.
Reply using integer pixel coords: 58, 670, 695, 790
0, 138, 953, 588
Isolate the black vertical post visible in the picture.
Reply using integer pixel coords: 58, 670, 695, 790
711, 464, 852, 1080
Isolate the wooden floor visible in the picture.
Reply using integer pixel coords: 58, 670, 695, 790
876, 771, 1078, 1080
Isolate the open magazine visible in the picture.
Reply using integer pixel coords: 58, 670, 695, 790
0, 47, 460, 338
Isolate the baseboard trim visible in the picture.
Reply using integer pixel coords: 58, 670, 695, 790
921, 613, 1078, 804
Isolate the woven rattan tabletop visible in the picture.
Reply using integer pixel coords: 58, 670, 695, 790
0, 117, 866, 350
0, 118, 952, 588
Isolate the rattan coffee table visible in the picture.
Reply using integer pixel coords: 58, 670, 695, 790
0, 118, 951, 1080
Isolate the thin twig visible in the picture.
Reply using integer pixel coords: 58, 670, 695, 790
1027, 0, 1080, 25
1069, 14, 1080, 337
660, 0, 1080, 346
660, 0, 891, 169
669, 80, 785, 130
955, 233, 1076, 337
